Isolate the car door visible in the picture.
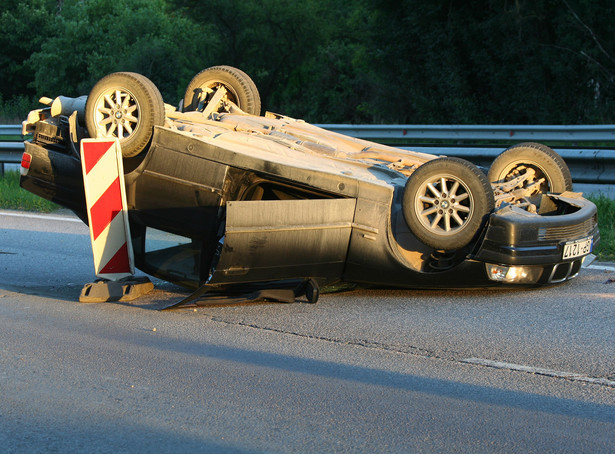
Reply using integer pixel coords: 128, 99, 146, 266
210, 198, 356, 284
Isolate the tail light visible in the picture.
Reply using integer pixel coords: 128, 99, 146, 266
20, 152, 32, 175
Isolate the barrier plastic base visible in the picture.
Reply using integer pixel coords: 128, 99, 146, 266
79, 276, 154, 303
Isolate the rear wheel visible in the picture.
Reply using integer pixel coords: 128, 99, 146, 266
402, 157, 494, 251
183, 65, 261, 115
488, 142, 573, 194
85, 72, 164, 158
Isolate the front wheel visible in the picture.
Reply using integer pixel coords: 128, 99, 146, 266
402, 157, 494, 251
85, 72, 165, 158
487, 142, 573, 194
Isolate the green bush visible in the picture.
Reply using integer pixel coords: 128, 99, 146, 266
0, 94, 38, 123
588, 195, 615, 262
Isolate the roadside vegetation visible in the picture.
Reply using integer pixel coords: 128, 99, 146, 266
2, 0, 615, 125
1, 170, 613, 261
588, 195, 615, 261
0, 170, 58, 212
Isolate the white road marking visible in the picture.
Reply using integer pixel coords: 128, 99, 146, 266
587, 264, 615, 272
462, 358, 615, 387
0, 210, 81, 223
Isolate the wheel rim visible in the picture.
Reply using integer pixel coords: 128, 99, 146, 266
92, 88, 141, 139
414, 174, 474, 236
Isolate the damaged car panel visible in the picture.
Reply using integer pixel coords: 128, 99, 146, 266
20, 66, 599, 296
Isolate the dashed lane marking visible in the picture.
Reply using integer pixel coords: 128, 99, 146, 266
462, 358, 615, 388
0, 211, 81, 223
587, 264, 615, 272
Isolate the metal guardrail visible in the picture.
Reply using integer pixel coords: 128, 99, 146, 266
0, 125, 24, 175
316, 124, 615, 142
1, 124, 614, 182
0, 125, 22, 135
399, 146, 614, 184
314, 124, 615, 184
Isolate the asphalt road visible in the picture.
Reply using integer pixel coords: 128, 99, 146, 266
0, 210, 614, 453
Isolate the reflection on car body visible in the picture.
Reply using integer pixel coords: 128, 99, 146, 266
19, 66, 599, 303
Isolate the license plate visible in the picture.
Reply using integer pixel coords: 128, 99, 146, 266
562, 237, 592, 260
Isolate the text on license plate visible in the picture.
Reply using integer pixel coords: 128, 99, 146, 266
562, 237, 592, 260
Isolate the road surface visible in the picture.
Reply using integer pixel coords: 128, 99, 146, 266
1, 210, 614, 453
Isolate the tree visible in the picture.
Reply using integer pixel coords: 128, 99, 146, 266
170, 0, 351, 116
366, 0, 615, 124
0, 0, 57, 100
3, 0, 615, 124
27, 0, 210, 101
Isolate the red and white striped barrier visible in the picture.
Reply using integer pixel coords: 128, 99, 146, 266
80, 139, 134, 280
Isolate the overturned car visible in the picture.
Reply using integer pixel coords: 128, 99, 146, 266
20, 66, 599, 300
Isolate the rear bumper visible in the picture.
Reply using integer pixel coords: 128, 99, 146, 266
19, 141, 87, 221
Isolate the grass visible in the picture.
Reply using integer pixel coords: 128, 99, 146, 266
0, 170, 59, 212
587, 195, 615, 262
0, 169, 613, 260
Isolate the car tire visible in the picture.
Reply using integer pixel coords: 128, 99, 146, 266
402, 157, 495, 251
487, 142, 573, 193
183, 65, 261, 115
85, 72, 165, 158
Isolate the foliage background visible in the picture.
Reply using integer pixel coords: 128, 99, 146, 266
1, 0, 615, 124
